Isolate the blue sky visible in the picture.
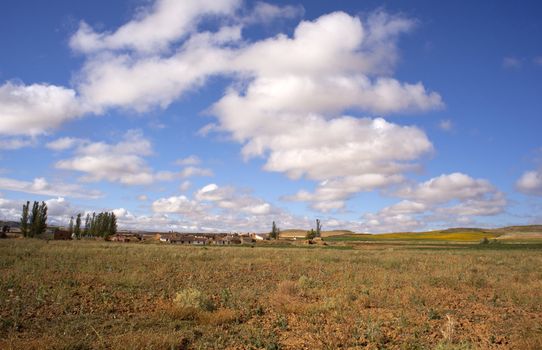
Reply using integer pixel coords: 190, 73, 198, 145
0, 0, 541, 232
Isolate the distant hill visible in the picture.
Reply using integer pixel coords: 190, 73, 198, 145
0, 220, 20, 228
279, 229, 354, 238
282, 225, 542, 242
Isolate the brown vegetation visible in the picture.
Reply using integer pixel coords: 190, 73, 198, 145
1, 239, 541, 349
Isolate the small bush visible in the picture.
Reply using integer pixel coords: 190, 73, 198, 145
298, 275, 317, 289
277, 280, 299, 297
174, 288, 205, 309
170, 288, 215, 319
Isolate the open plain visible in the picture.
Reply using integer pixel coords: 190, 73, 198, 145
1, 238, 541, 349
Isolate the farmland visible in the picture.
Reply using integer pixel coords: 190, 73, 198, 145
1, 238, 542, 349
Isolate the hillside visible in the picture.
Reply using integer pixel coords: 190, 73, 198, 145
288, 225, 542, 242
279, 229, 355, 238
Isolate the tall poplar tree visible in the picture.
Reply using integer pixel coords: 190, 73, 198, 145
74, 213, 82, 239
20, 201, 30, 237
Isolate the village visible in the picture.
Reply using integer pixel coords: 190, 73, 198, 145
127, 231, 267, 245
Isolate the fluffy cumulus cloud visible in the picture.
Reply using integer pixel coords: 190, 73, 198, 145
206, 11, 440, 211
516, 169, 542, 196
194, 183, 272, 215
0, 82, 82, 136
272, 118, 432, 211
361, 173, 507, 232
0, 196, 26, 221
65, 3, 443, 215
54, 130, 177, 185
0, 1, 458, 231
69, 0, 241, 54
141, 182, 307, 232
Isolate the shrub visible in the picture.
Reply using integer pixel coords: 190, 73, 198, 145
171, 288, 215, 320
298, 275, 317, 288
174, 288, 205, 309
277, 280, 299, 297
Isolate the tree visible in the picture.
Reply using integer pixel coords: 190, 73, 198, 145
306, 229, 316, 240
270, 221, 279, 240
27, 201, 47, 237
38, 201, 47, 236
84, 211, 116, 238
20, 201, 30, 237
315, 219, 322, 238
84, 213, 90, 237
30, 201, 40, 238
68, 216, 74, 236
108, 212, 117, 238
74, 213, 82, 239
90, 212, 96, 236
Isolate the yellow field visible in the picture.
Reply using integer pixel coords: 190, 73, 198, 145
341, 231, 500, 242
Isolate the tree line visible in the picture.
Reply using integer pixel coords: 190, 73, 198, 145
20, 201, 117, 239
80, 212, 117, 238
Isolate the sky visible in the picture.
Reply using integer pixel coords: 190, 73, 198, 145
0, 0, 541, 233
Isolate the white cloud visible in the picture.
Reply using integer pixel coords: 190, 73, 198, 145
179, 180, 192, 192
74, 34, 237, 113
179, 166, 213, 178
0, 137, 35, 150
0, 4, 445, 219
45, 197, 73, 216
0, 176, 101, 198
0, 82, 82, 136
360, 173, 507, 232
0, 196, 25, 221
243, 116, 432, 211
175, 155, 201, 166
67, 7, 441, 215
137, 194, 149, 201
152, 195, 205, 214
286, 173, 404, 212
146, 183, 313, 232
0, 196, 83, 226
244, 2, 304, 25
54, 130, 175, 185
206, 11, 440, 211
46, 137, 86, 151
395, 173, 498, 204
516, 170, 542, 196
69, 0, 241, 54
194, 183, 272, 215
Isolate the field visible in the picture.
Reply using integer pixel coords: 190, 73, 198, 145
1, 239, 542, 349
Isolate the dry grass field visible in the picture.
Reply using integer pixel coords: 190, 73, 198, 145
1, 239, 542, 349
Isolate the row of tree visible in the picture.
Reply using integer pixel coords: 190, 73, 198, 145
21, 201, 48, 237
20, 200, 117, 239
70, 212, 117, 238
85, 212, 117, 238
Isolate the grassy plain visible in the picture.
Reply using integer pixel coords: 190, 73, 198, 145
1, 239, 542, 349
